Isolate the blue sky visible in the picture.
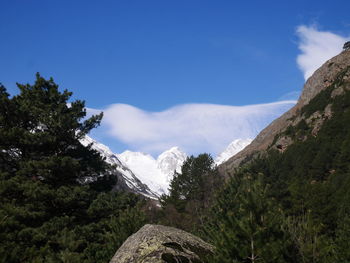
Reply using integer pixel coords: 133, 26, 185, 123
1, 0, 350, 156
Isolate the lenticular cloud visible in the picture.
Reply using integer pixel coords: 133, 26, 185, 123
296, 25, 349, 81
99, 101, 296, 155
86, 26, 349, 156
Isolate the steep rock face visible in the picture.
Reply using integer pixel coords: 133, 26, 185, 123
220, 50, 350, 175
109, 224, 214, 263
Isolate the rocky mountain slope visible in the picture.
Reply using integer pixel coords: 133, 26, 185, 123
80, 136, 158, 199
220, 49, 350, 175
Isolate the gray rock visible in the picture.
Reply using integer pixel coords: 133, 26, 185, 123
109, 224, 214, 263
219, 49, 350, 175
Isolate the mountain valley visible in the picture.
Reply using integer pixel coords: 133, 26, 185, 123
2, 46, 350, 263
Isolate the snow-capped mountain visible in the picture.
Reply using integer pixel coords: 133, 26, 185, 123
80, 135, 252, 199
80, 136, 158, 199
157, 147, 187, 183
81, 135, 124, 167
215, 138, 252, 165
118, 147, 187, 195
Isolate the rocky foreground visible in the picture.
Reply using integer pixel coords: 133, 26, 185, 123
109, 224, 214, 263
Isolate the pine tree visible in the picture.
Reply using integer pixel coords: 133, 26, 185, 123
160, 153, 221, 232
0, 74, 145, 262
7, 73, 105, 185
161, 153, 219, 208
284, 212, 335, 263
207, 173, 290, 263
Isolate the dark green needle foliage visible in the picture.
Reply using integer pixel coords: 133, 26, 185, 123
160, 153, 222, 233
205, 66, 350, 262
206, 173, 290, 263
0, 74, 146, 262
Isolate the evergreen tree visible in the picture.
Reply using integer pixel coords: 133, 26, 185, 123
162, 154, 218, 208
160, 153, 221, 232
284, 212, 335, 263
0, 74, 146, 262
206, 173, 291, 263
208, 66, 350, 262
334, 214, 350, 262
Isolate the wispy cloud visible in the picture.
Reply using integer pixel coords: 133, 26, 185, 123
278, 91, 301, 101
90, 101, 296, 156
296, 25, 349, 80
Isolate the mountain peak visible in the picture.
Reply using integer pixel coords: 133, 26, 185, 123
157, 147, 187, 184
157, 146, 186, 161
215, 138, 252, 165
82, 135, 256, 197
220, 49, 350, 174
299, 49, 350, 108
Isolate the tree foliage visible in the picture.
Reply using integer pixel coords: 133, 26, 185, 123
207, 173, 291, 263
201, 67, 350, 262
0, 74, 146, 262
343, 41, 350, 50
160, 153, 222, 232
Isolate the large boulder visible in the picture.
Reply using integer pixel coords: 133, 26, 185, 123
109, 224, 214, 263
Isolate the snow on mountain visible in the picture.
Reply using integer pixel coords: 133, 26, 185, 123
80, 135, 123, 167
157, 147, 187, 183
117, 139, 250, 195
80, 136, 158, 199
118, 147, 187, 196
80, 135, 251, 199
117, 151, 165, 196
215, 138, 253, 165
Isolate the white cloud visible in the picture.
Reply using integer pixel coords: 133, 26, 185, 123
94, 101, 296, 156
296, 25, 349, 80
278, 91, 301, 101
